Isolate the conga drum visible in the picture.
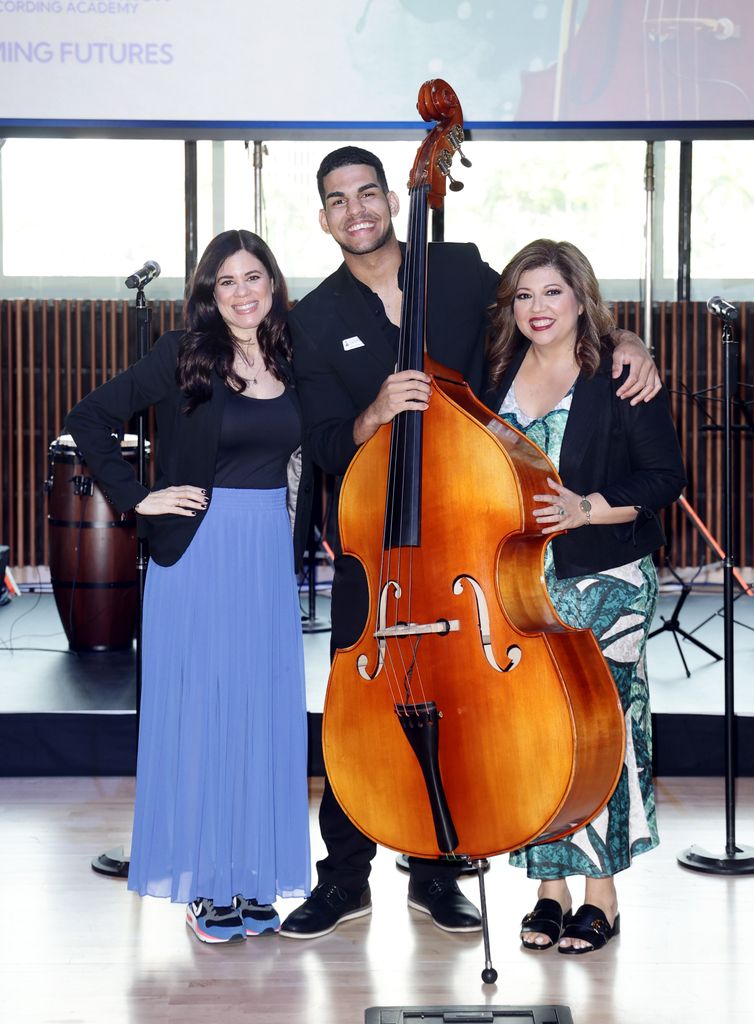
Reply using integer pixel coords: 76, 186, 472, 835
46, 434, 148, 651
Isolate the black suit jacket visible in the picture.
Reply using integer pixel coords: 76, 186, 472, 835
290, 242, 498, 477
65, 330, 312, 568
484, 340, 687, 578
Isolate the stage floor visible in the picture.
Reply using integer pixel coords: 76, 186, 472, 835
2, 587, 754, 1023
2, 585, 753, 717
0, 773, 752, 1024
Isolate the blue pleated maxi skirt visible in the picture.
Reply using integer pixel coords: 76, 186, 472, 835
127, 487, 311, 906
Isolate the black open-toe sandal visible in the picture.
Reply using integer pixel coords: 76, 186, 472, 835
520, 898, 573, 951
557, 903, 620, 955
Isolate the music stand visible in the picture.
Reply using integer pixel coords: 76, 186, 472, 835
649, 557, 721, 677
681, 490, 754, 636
656, 355, 754, 675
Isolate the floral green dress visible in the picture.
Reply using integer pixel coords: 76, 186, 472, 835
500, 385, 659, 878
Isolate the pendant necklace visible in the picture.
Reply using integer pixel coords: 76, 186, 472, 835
238, 343, 259, 386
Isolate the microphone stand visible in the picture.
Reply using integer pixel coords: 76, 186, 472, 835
678, 310, 754, 875
91, 283, 153, 878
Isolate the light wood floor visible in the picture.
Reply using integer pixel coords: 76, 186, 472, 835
2, 776, 754, 1024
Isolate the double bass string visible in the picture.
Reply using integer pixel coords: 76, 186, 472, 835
395, 184, 431, 710
376, 185, 414, 711
383, 185, 417, 709
404, 184, 432, 710
379, 183, 431, 712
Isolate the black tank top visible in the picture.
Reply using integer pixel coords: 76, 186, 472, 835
214, 385, 302, 489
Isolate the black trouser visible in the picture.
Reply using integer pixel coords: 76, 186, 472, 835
316, 555, 461, 892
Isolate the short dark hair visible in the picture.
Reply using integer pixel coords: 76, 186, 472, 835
316, 146, 389, 205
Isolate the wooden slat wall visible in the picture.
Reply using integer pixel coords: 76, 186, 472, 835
651, 300, 753, 576
0, 299, 751, 572
0, 299, 181, 569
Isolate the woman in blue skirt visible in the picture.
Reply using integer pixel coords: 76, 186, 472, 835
484, 239, 686, 955
67, 229, 312, 943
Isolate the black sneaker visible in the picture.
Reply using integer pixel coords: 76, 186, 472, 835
279, 882, 372, 939
233, 895, 281, 936
186, 898, 246, 943
407, 878, 482, 933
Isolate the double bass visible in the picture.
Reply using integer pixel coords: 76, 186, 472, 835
321, 80, 625, 981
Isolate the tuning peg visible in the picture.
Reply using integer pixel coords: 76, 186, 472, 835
447, 125, 472, 167
437, 149, 464, 190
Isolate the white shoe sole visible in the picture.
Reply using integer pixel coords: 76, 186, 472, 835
407, 896, 483, 933
279, 903, 372, 940
186, 910, 246, 944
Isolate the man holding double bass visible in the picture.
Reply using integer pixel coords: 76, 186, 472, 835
281, 145, 660, 941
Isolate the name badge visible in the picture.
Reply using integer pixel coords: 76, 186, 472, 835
342, 335, 365, 351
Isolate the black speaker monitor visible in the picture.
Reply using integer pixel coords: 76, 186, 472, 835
365, 1007, 574, 1024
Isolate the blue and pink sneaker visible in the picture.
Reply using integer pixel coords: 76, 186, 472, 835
186, 898, 246, 944
233, 895, 281, 936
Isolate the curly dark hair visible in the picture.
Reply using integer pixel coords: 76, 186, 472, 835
487, 238, 614, 387
176, 229, 290, 412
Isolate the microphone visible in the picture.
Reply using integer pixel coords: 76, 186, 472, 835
707, 295, 739, 321
125, 260, 161, 290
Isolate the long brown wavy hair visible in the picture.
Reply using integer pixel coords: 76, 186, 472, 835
176, 229, 290, 412
487, 238, 614, 388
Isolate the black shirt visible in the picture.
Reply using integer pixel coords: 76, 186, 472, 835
214, 386, 302, 489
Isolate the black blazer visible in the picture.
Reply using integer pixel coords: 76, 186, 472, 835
484, 340, 687, 579
290, 242, 498, 477
65, 330, 313, 569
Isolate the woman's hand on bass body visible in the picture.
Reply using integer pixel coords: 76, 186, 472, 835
533, 477, 639, 534
134, 485, 208, 517
533, 479, 588, 534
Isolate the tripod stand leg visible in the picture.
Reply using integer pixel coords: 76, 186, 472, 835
649, 584, 722, 673
670, 630, 691, 678
675, 627, 723, 663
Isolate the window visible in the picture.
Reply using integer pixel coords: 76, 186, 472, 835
1, 136, 753, 302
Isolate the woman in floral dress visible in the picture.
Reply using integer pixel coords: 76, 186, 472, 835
485, 239, 685, 954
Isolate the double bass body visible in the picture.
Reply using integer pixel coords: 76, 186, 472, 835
322, 367, 626, 861
321, 77, 625, 868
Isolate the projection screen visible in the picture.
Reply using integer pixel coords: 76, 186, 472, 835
0, 0, 752, 139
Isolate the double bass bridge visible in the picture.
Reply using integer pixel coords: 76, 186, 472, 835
357, 579, 460, 680
375, 620, 460, 638
356, 576, 521, 680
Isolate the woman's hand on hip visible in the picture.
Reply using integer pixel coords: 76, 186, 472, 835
134, 486, 208, 517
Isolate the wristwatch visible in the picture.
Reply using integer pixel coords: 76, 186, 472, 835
579, 495, 592, 526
